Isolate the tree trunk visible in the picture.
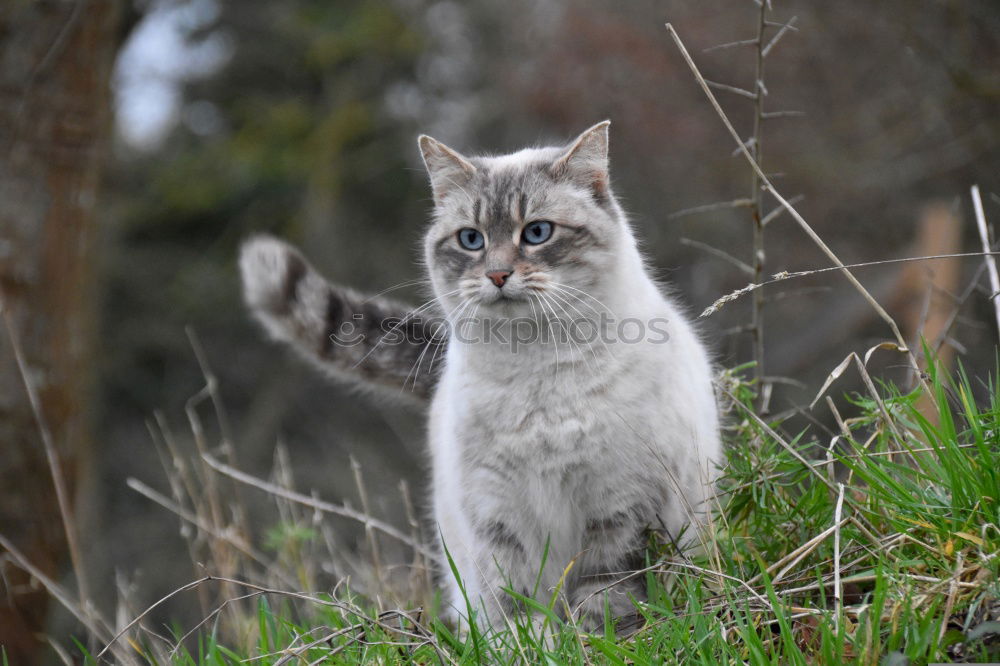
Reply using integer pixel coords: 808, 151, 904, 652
0, 1, 119, 662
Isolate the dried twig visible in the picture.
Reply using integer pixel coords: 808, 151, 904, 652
703, 37, 759, 53
718, 385, 837, 493
833, 483, 845, 632
680, 238, 754, 275
351, 455, 384, 593
704, 79, 757, 99
0, 303, 90, 619
761, 110, 805, 119
667, 197, 752, 219
0, 533, 114, 649
98, 574, 425, 660
699, 250, 1000, 318
761, 15, 797, 57
939, 551, 963, 642
202, 453, 436, 559
759, 194, 804, 227
125, 477, 295, 586
762, 519, 846, 587
764, 18, 799, 32
748, 1, 769, 390
399, 479, 432, 601
931, 263, 987, 355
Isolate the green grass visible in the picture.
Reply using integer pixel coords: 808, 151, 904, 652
88, 359, 999, 664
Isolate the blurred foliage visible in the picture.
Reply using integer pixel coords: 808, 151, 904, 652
95, 0, 438, 625
102, 0, 437, 412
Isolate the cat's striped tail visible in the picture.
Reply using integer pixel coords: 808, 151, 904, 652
239, 235, 445, 401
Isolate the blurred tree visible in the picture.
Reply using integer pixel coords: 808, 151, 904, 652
0, 0, 121, 661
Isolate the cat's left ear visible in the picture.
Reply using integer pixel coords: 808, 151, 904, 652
551, 120, 610, 201
418, 135, 477, 204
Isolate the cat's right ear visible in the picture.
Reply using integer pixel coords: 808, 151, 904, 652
418, 135, 476, 204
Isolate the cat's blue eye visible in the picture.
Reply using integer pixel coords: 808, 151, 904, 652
522, 221, 553, 245
458, 228, 485, 250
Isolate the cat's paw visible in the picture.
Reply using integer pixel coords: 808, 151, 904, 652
238, 234, 309, 315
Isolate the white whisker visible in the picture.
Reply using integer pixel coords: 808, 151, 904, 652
361, 278, 434, 303
546, 287, 608, 364
404, 297, 472, 391
548, 281, 617, 317
540, 291, 597, 378
353, 288, 462, 369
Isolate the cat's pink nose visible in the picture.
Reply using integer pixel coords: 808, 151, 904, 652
486, 269, 512, 288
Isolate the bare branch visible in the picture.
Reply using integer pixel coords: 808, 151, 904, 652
125, 477, 293, 585
703, 38, 758, 53
680, 238, 755, 275
667, 198, 753, 219
931, 263, 987, 354
761, 110, 805, 119
704, 79, 757, 99
765, 19, 799, 31
730, 136, 757, 157
761, 16, 798, 57
749, 1, 769, 393
761, 194, 805, 226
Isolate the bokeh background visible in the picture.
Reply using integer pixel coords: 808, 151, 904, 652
2, 0, 999, 661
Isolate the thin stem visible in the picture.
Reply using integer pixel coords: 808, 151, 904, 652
750, 1, 768, 396
971, 184, 1000, 339
0, 305, 91, 621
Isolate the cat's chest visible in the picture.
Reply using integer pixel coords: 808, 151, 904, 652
447, 353, 650, 462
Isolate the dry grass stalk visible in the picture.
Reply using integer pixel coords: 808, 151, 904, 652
350, 455, 384, 597
0, 304, 91, 620
125, 477, 285, 583
701, 251, 1000, 318
399, 479, 433, 606
749, 0, 769, 393
0, 533, 136, 664
761, 519, 845, 587
202, 453, 434, 559
111, 336, 433, 654
971, 184, 1000, 339
833, 483, 846, 633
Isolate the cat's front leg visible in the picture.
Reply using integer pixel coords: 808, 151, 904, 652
438, 499, 563, 631
569, 509, 648, 631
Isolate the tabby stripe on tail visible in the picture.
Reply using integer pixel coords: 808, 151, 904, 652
239, 235, 445, 401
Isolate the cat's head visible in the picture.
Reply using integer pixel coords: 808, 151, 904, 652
419, 122, 624, 316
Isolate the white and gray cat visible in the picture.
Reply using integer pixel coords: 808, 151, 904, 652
239, 121, 722, 630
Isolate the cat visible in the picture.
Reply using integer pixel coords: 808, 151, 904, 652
239, 121, 722, 631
